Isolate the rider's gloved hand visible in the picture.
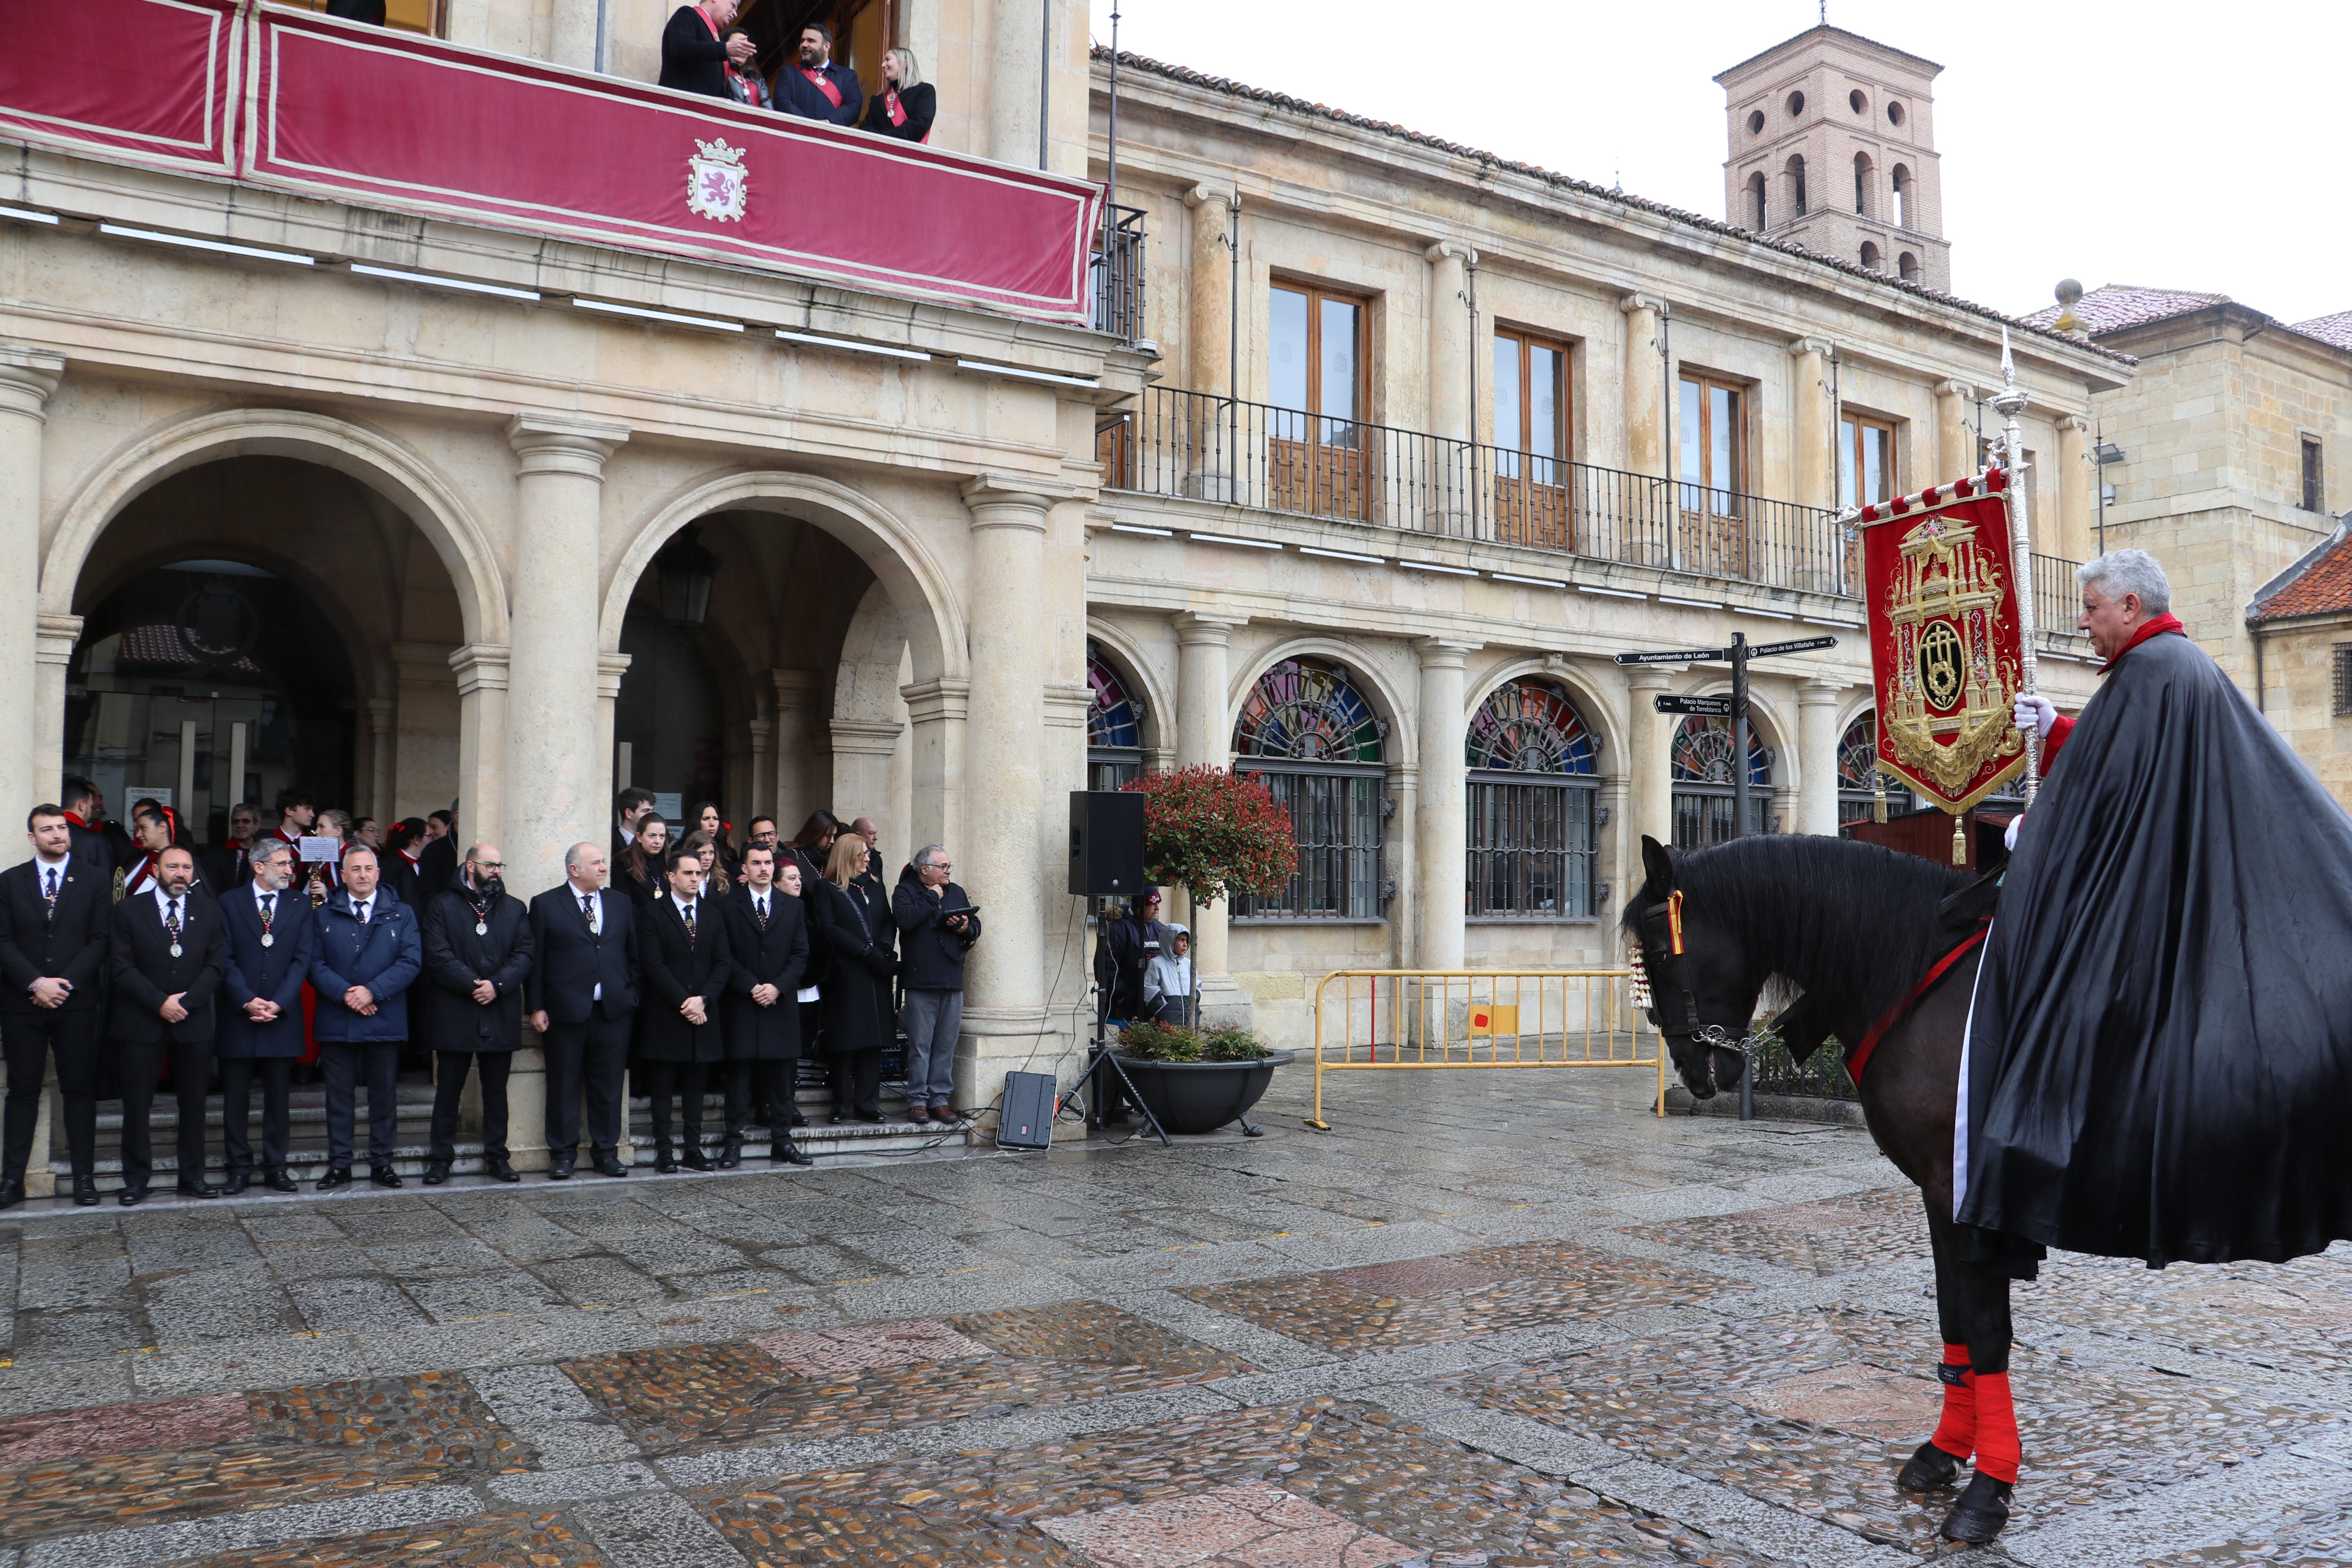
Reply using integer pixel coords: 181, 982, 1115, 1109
2013, 693, 2057, 738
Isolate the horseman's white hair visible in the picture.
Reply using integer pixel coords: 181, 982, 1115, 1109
2076, 549, 2171, 615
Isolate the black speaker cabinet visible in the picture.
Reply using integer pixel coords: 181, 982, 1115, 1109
996, 1071, 1058, 1150
1068, 790, 1148, 898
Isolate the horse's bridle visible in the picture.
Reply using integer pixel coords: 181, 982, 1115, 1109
1635, 889, 1758, 1057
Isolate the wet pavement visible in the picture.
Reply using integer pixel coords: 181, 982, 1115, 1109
0, 1062, 2345, 1567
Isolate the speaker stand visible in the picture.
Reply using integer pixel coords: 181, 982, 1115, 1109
1078, 895, 1172, 1147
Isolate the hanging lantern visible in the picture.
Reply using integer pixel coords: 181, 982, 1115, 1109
655, 524, 720, 628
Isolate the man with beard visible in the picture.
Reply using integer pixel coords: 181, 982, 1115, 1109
776, 22, 861, 126
419, 844, 534, 1185
109, 846, 226, 1203
0, 805, 112, 1207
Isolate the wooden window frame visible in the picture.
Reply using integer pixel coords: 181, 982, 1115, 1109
1491, 328, 1575, 549
1267, 279, 1374, 521
1678, 372, 1748, 497
1269, 278, 1372, 425
1839, 410, 1898, 510
1491, 327, 1572, 465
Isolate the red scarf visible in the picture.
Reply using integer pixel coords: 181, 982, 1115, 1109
2099, 612, 2184, 673
884, 89, 906, 126
62, 810, 93, 830
800, 65, 843, 107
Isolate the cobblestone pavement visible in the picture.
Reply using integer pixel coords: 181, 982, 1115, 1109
0, 1066, 2345, 1567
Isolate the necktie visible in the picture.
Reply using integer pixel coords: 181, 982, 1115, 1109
43, 867, 56, 902
355, 900, 369, 926
755, 896, 768, 930
581, 893, 597, 933
683, 901, 697, 941
165, 898, 182, 953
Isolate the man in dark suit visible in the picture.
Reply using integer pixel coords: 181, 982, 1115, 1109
419, 843, 534, 1186
201, 802, 262, 894
58, 776, 116, 887
659, 0, 755, 98
528, 843, 639, 1180
776, 21, 862, 125
109, 846, 227, 1204
721, 844, 812, 1167
0, 805, 113, 1207
216, 838, 316, 1194
309, 846, 423, 1189
638, 847, 731, 1172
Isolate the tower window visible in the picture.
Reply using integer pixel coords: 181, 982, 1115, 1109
1786, 90, 1806, 116
1853, 151, 1872, 214
2334, 645, 2352, 719
1787, 155, 1808, 216
1887, 100, 1906, 126
1891, 165, 1909, 229
1898, 251, 1920, 283
1747, 172, 1768, 229
1849, 89, 1867, 114
1859, 241, 1881, 271
2303, 437, 2325, 513
1747, 109, 1765, 135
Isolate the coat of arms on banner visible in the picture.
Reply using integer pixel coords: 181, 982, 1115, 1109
686, 138, 749, 223
1860, 470, 2027, 813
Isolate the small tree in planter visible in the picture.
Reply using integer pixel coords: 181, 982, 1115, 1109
1120, 765, 1296, 911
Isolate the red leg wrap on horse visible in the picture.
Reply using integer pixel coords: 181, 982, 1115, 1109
1972, 1370, 2020, 1484
1929, 1343, 1976, 1459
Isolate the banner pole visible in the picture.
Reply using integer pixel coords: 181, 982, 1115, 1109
1991, 328, 2042, 804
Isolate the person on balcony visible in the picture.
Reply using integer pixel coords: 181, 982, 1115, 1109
660, 0, 757, 100
720, 29, 774, 109
326, 0, 387, 24
857, 48, 934, 142
776, 23, 862, 127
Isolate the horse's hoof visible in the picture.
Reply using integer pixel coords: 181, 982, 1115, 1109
1897, 1439, 1962, 1492
1940, 1472, 2012, 1542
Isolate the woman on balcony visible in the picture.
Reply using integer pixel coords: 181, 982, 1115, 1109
857, 48, 934, 143
720, 29, 774, 109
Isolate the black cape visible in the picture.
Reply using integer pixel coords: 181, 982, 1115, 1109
1960, 629, 2352, 1266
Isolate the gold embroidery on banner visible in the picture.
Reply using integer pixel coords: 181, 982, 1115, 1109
1881, 510, 2024, 800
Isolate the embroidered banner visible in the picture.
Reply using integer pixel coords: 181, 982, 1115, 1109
1858, 470, 2029, 813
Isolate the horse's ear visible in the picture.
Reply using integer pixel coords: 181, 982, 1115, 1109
1640, 835, 1674, 901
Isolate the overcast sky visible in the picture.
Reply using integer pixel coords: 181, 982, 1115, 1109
1089, 0, 2352, 326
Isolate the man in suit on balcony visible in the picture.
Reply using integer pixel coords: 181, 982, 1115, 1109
660, 0, 757, 99
777, 23, 862, 127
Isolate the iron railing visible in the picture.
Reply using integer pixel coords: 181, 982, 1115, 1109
1102, 386, 1851, 594
1090, 204, 1147, 345
2031, 553, 2082, 639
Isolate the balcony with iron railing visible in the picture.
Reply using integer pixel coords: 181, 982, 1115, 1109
1098, 385, 2092, 620
1090, 204, 1147, 343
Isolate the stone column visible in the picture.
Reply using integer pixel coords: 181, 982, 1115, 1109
1172, 612, 1247, 1023
1625, 666, 1674, 853
504, 414, 626, 899
1182, 184, 1238, 502
1620, 295, 1666, 479
955, 479, 1050, 1109
32, 615, 80, 812
2058, 415, 2093, 561
1935, 380, 1977, 482
987, 0, 1044, 167
831, 719, 905, 843
1414, 638, 1479, 971
450, 645, 510, 854
901, 677, 969, 865
771, 669, 825, 831
365, 697, 396, 823
549, 0, 597, 70
1425, 243, 1475, 442
594, 651, 630, 832
0, 348, 63, 863
746, 717, 774, 821
1795, 677, 1846, 837
1788, 338, 1835, 510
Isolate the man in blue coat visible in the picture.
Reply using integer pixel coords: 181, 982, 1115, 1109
309, 845, 421, 1188
217, 839, 316, 1194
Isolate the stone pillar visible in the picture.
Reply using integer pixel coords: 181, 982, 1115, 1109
902, 677, 969, 866
450, 645, 510, 855
1425, 243, 1475, 442
1935, 380, 1977, 483
956, 479, 1050, 1109
746, 717, 774, 821
549, 0, 597, 70
1795, 677, 1846, 837
594, 652, 630, 835
1626, 666, 1674, 853
504, 414, 626, 899
1620, 295, 1666, 479
831, 719, 905, 844
987, 0, 1044, 167
1173, 612, 1247, 1024
2058, 415, 2093, 561
771, 670, 825, 831
365, 697, 396, 824
1414, 639, 1479, 970
0, 348, 63, 863
1184, 185, 1234, 399
32, 615, 80, 813
1788, 338, 1835, 510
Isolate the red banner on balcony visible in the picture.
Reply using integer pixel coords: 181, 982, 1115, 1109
0, 0, 1101, 323
1859, 470, 2029, 813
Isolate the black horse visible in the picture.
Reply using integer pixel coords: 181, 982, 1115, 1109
1624, 831, 2025, 1543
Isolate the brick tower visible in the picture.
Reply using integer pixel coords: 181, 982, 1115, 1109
1715, 25, 1952, 293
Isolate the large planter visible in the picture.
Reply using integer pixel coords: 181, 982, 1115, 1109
1111, 1051, 1294, 1135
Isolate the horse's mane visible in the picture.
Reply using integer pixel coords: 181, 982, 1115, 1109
1620, 835, 1976, 1024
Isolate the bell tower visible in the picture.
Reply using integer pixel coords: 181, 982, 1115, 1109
1715, 25, 1951, 293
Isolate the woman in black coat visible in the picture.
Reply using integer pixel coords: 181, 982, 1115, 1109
856, 47, 935, 142
617, 815, 670, 914
814, 835, 896, 1122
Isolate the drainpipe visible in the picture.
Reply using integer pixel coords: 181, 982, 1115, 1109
1038, 0, 1051, 169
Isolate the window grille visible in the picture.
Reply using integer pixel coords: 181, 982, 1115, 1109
1465, 679, 1599, 918
2334, 644, 2352, 719
1085, 642, 1143, 790
1836, 711, 1882, 825
1670, 715, 1773, 848
1232, 657, 1385, 918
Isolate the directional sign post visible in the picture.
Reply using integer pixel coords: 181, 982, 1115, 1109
1652, 694, 1735, 717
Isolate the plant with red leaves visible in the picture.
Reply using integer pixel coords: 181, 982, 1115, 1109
1119, 766, 1296, 907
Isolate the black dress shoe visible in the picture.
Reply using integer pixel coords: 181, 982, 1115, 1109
370, 1165, 403, 1189
421, 1162, 451, 1186
717, 1139, 742, 1170
788, 1107, 808, 1129
73, 1174, 100, 1206
773, 1134, 814, 1167
223, 1169, 252, 1196
118, 1185, 149, 1207
654, 1146, 679, 1174
485, 1157, 519, 1183
1898, 1440, 1963, 1493
594, 1153, 629, 1178
0, 1178, 23, 1210
317, 1166, 354, 1189
1941, 1472, 2012, 1543
858, 1113, 885, 1124
175, 1178, 221, 1199
680, 1145, 712, 1172
265, 1169, 299, 1193
547, 1156, 575, 1181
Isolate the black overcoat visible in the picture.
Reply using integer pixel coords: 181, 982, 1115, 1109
419, 887, 535, 1051
814, 879, 894, 1055
108, 889, 227, 1045
721, 884, 809, 1060
638, 894, 731, 1063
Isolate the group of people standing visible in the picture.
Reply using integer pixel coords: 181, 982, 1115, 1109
660, 5, 936, 143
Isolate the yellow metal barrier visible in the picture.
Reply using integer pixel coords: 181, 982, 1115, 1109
1307, 969, 1668, 1128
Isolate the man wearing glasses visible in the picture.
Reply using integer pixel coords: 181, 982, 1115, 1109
417, 844, 535, 1185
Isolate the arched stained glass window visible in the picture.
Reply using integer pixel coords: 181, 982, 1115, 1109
1671, 715, 1773, 847
1466, 680, 1600, 919
1232, 658, 1385, 919
1086, 643, 1144, 790
1837, 712, 1881, 825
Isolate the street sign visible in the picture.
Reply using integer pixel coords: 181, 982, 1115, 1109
1653, 694, 1735, 717
1750, 635, 1838, 658
1613, 648, 1726, 666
